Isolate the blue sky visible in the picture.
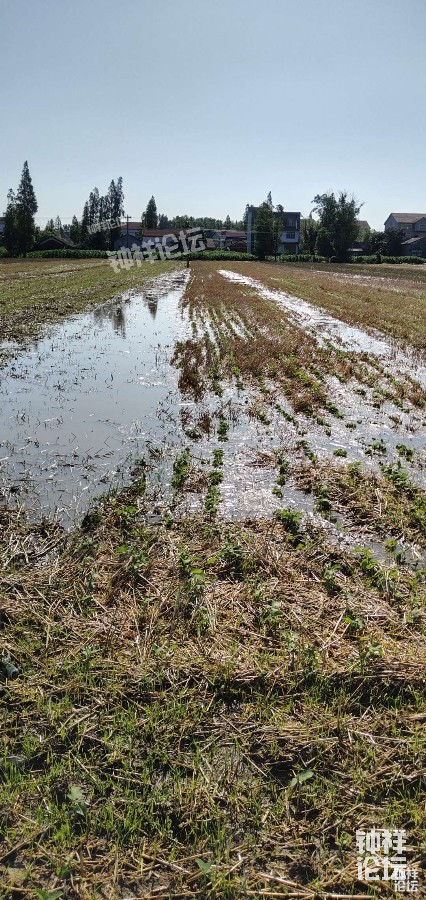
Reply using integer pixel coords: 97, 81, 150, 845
1, 0, 425, 230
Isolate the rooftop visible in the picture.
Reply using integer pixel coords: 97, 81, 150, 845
387, 213, 426, 224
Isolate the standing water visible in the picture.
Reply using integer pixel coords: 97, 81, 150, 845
0, 270, 190, 523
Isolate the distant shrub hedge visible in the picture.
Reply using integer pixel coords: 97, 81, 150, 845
279, 254, 325, 263
27, 249, 109, 259
354, 254, 426, 265
187, 250, 256, 261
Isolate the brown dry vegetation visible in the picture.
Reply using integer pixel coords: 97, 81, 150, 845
174, 263, 426, 414
1, 481, 425, 898
224, 261, 426, 351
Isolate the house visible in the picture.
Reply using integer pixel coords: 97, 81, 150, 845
205, 229, 247, 251
384, 214, 426, 257
384, 213, 426, 237
114, 228, 180, 251
33, 236, 72, 251
401, 235, 426, 257
118, 220, 141, 238
246, 206, 301, 255
114, 228, 205, 253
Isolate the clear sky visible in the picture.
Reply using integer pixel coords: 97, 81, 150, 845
1, 0, 425, 230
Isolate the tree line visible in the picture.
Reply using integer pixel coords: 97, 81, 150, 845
2, 165, 408, 260
1, 165, 245, 257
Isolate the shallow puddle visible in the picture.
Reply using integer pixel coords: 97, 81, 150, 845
0, 270, 190, 522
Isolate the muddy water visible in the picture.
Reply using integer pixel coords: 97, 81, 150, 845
219, 270, 426, 389
0, 271, 190, 523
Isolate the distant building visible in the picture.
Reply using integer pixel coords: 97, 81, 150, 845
401, 234, 426, 257
118, 220, 141, 238
246, 206, 301, 255
384, 213, 426, 257
114, 228, 203, 252
33, 236, 72, 251
384, 213, 426, 237
114, 229, 178, 251
204, 229, 247, 251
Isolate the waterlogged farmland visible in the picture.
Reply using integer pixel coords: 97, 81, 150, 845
1, 257, 426, 898
0, 269, 191, 521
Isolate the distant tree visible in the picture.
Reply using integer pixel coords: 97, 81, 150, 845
370, 230, 384, 254
15, 161, 38, 256
158, 213, 169, 228
359, 225, 372, 254
267, 191, 273, 210
143, 196, 158, 229
316, 226, 334, 257
254, 202, 274, 260
243, 204, 250, 229
370, 228, 405, 256
301, 215, 318, 254
171, 214, 191, 229
224, 214, 232, 228
272, 206, 284, 258
80, 202, 90, 246
312, 191, 361, 261
108, 177, 124, 249
54, 215, 63, 237
70, 215, 81, 245
384, 227, 405, 256
3, 189, 19, 256
88, 188, 100, 229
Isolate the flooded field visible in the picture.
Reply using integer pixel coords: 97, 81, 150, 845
0, 270, 190, 521
1, 261, 425, 556
2, 257, 425, 900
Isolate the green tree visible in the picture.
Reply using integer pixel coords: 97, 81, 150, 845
15, 161, 38, 256
359, 225, 372, 254
316, 226, 334, 257
80, 202, 90, 246
224, 214, 232, 228
312, 191, 361, 261
3, 189, 19, 256
272, 205, 284, 258
267, 191, 273, 209
54, 216, 63, 237
301, 215, 318, 254
158, 213, 170, 228
108, 177, 124, 249
88, 188, 100, 229
70, 215, 81, 245
144, 196, 158, 229
254, 201, 274, 260
384, 227, 405, 256
370, 230, 384, 254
